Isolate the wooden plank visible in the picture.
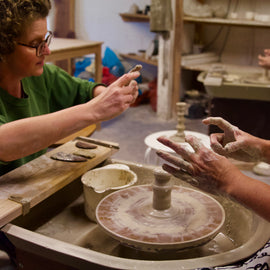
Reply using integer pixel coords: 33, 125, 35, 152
53, 0, 75, 72
171, 0, 183, 117
54, 0, 75, 38
0, 138, 118, 227
157, 34, 171, 120
156, 0, 182, 120
184, 16, 270, 28
0, 200, 21, 228
119, 13, 149, 22
47, 39, 103, 55
117, 14, 235, 26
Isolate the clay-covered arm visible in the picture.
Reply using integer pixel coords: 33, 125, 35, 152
156, 135, 270, 222
203, 117, 270, 163
0, 71, 140, 162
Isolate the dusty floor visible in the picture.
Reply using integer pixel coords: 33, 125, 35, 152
91, 103, 208, 164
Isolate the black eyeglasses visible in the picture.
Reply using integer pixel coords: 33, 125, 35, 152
17, 31, 53, 57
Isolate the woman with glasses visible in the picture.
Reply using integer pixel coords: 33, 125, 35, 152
0, 0, 140, 176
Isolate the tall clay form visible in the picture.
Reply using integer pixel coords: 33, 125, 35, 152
170, 102, 186, 142
152, 168, 172, 211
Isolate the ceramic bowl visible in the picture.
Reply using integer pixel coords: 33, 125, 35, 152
81, 164, 137, 222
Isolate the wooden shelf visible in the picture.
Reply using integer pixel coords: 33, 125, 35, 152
119, 13, 270, 28
120, 53, 158, 66
119, 13, 149, 22
184, 16, 270, 28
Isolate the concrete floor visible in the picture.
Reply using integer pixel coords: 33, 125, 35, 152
91, 103, 208, 164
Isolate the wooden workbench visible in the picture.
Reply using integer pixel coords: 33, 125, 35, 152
46, 38, 103, 83
0, 137, 119, 228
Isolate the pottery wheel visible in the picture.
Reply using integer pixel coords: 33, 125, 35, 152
96, 170, 225, 252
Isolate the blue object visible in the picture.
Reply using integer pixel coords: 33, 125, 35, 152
74, 57, 91, 77
102, 47, 124, 77
135, 75, 142, 84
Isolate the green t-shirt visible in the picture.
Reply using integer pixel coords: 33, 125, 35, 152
0, 64, 101, 175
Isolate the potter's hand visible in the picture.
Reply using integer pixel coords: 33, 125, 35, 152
264, 49, 270, 57
88, 71, 139, 122
156, 135, 234, 194
258, 54, 270, 69
203, 117, 262, 162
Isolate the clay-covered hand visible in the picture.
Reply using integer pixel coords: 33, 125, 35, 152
156, 135, 237, 194
88, 71, 140, 122
264, 49, 270, 57
258, 54, 270, 69
203, 117, 263, 162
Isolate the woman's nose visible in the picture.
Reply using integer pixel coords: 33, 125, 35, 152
43, 43, 51, 56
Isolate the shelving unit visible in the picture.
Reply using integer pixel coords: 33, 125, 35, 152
119, 8, 270, 132
183, 12, 270, 138
119, 13, 270, 72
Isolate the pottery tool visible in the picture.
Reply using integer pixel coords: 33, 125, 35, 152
128, 64, 142, 73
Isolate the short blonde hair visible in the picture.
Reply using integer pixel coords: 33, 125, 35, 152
0, 0, 51, 62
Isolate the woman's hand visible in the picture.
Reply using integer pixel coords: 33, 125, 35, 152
156, 135, 236, 194
258, 54, 270, 69
156, 135, 270, 222
258, 49, 270, 68
264, 49, 270, 56
87, 71, 140, 122
203, 117, 263, 162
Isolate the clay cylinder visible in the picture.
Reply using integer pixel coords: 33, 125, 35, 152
152, 168, 172, 211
